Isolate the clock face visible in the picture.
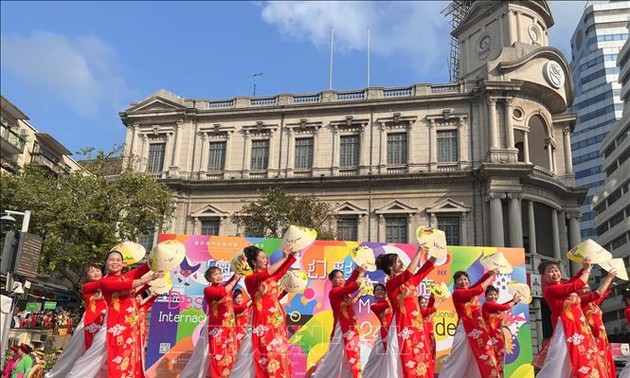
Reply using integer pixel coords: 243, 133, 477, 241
528, 25, 540, 43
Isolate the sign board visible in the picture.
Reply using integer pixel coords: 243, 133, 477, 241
14, 232, 43, 278
25, 302, 40, 312
43, 301, 57, 310
145, 234, 533, 378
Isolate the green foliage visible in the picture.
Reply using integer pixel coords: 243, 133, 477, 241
234, 187, 335, 240
0, 149, 173, 291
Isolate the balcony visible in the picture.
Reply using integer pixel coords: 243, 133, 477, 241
0, 122, 26, 155
30, 153, 71, 175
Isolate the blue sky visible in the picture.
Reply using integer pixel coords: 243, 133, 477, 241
1, 1, 596, 156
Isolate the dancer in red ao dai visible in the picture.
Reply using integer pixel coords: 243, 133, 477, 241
481, 285, 521, 376
230, 245, 298, 378
311, 266, 366, 378
536, 258, 609, 378
619, 288, 630, 378
232, 288, 251, 351
579, 270, 617, 378
45, 263, 107, 378
99, 250, 163, 378
419, 293, 441, 362
439, 269, 500, 378
365, 246, 436, 378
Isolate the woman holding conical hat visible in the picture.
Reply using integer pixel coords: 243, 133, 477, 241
579, 268, 618, 378
536, 258, 608, 378
99, 244, 163, 378
363, 283, 392, 374
364, 245, 435, 378
482, 285, 521, 376
439, 269, 500, 378
419, 292, 443, 363
229, 244, 298, 378
232, 288, 252, 351
309, 265, 366, 378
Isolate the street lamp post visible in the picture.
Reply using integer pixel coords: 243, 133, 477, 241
0, 209, 31, 370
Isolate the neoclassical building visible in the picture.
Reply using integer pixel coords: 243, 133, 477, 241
120, 0, 585, 348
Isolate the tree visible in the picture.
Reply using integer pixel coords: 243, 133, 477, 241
234, 187, 336, 240
0, 148, 174, 292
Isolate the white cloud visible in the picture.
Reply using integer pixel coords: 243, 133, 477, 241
259, 1, 452, 77
0, 31, 137, 119
260, 1, 603, 78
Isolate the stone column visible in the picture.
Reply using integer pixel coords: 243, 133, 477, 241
527, 200, 537, 255
379, 123, 387, 174
242, 131, 251, 178
558, 210, 568, 256
267, 129, 277, 177
563, 128, 573, 174
567, 212, 582, 275
198, 133, 208, 176
171, 120, 182, 167
332, 125, 340, 175
508, 193, 523, 247
551, 209, 560, 260
224, 131, 233, 178
359, 124, 370, 174
140, 134, 148, 172
286, 128, 295, 177
163, 133, 173, 175
505, 99, 515, 149
458, 116, 468, 168
461, 212, 468, 245
546, 138, 554, 172
407, 214, 414, 244
429, 119, 437, 171
488, 98, 499, 149
378, 215, 385, 243
523, 131, 531, 164
407, 122, 414, 171
490, 193, 505, 247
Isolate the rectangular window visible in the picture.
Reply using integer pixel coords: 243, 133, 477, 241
385, 217, 407, 243
250, 140, 269, 171
201, 219, 220, 236
138, 226, 155, 252
294, 138, 314, 170
387, 133, 407, 165
147, 143, 166, 173
340, 135, 360, 168
437, 130, 458, 162
208, 141, 226, 171
337, 217, 358, 241
437, 216, 461, 245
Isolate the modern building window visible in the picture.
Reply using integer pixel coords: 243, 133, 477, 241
337, 217, 358, 241
250, 140, 269, 171
385, 216, 407, 243
147, 143, 166, 173
201, 219, 220, 236
295, 138, 314, 170
387, 133, 407, 165
208, 141, 226, 171
437, 216, 461, 245
437, 130, 458, 162
340, 135, 360, 168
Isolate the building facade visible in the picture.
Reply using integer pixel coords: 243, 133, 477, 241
592, 19, 630, 336
569, 1, 630, 239
121, 1, 584, 348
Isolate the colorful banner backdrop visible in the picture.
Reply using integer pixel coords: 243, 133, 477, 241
145, 234, 533, 378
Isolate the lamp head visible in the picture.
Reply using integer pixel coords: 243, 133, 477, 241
0, 214, 16, 232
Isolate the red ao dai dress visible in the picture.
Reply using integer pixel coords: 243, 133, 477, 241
362, 298, 392, 376
312, 269, 362, 378
537, 270, 608, 378
386, 261, 435, 378
233, 302, 250, 351
620, 305, 630, 378
99, 263, 150, 378
440, 272, 499, 378
481, 299, 513, 376
244, 255, 296, 377
82, 280, 107, 350
204, 276, 238, 377
420, 296, 437, 361
580, 289, 615, 378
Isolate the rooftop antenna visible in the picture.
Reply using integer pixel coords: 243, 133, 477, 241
442, 0, 475, 82
329, 26, 334, 90
250, 72, 264, 97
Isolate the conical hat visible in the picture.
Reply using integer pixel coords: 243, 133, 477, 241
142, 271, 173, 295
279, 269, 309, 293
148, 240, 186, 271
598, 258, 628, 281
281, 225, 317, 253
508, 281, 532, 304
230, 251, 253, 276
359, 276, 373, 296
351, 246, 376, 272
429, 282, 451, 299
110, 241, 146, 265
480, 252, 513, 274
566, 239, 613, 264
416, 227, 448, 260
